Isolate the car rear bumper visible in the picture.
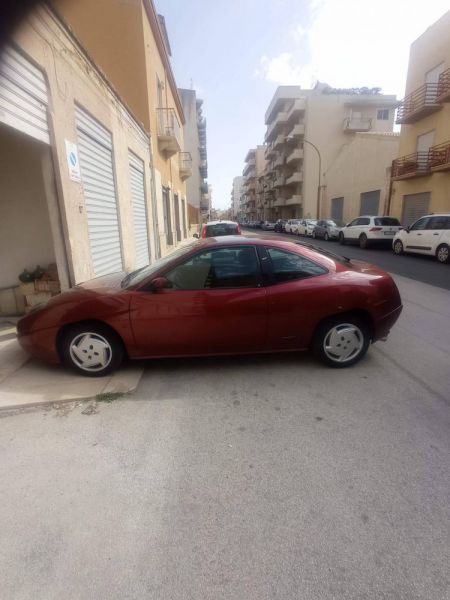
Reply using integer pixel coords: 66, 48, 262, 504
17, 327, 60, 364
373, 305, 402, 341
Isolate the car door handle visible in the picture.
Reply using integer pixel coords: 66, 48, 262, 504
417, 233, 422, 235
433, 233, 439, 235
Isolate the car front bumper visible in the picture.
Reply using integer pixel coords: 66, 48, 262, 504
17, 326, 61, 364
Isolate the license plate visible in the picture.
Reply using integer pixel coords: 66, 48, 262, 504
384, 231, 394, 235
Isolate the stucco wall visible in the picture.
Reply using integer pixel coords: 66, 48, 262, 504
13, 6, 157, 283
0, 126, 55, 288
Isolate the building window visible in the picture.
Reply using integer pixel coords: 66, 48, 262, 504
377, 109, 389, 120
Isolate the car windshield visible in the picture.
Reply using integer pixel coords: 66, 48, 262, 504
121, 243, 197, 288
206, 223, 238, 236
326, 220, 337, 226
375, 217, 401, 226
307, 220, 317, 225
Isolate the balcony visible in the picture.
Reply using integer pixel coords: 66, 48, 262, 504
285, 172, 303, 186
286, 148, 304, 165
437, 68, 450, 103
396, 83, 442, 124
428, 140, 450, 172
265, 143, 277, 159
200, 182, 209, 194
274, 154, 285, 169
274, 175, 285, 188
285, 195, 302, 206
243, 158, 256, 176
273, 198, 285, 207
343, 117, 372, 132
273, 134, 286, 149
179, 152, 192, 180
286, 123, 305, 139
265, 111, 288, 142
200, 159, 208, 178
156, 108, 182, 157
286, 98, 306, 122
391, 152, 430, 180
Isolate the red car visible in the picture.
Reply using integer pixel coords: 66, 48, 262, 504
17, 237, 402, 376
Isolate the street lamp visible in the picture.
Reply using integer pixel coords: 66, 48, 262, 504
286, 136, 322, 219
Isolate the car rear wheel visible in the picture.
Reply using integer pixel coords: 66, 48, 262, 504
61, 323, 124, 377
324, 232, 329, 241
436, 244, 450, 264
313, 316, 370, 368
359, 234, 369, 249
393, 240, 404, 255
338, 232, 345, 245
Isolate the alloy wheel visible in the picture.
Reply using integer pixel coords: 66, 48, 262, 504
323, 323, 364, 364
393, 240, 403, 255
436, 244, 449, 264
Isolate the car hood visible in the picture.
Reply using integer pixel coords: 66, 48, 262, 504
76, 271, 126, 290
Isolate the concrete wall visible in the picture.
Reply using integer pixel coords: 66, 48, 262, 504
322, 132, 399, 222
13, 6, 157, 284
0, 126, 55, 288
390, 11, 450, 220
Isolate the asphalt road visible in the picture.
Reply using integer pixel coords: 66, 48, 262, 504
1, 243, 450, 599
243, 227, 450, 290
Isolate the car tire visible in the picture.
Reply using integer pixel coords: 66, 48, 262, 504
359, 234, 369, 249
393, 239, 404, 255
339, 232, 345, 245
60, 323, 124, 377
312, 231, 316, 239
436, 244, 450, 264
324, 232, 329, 241
313, 315, 370, 368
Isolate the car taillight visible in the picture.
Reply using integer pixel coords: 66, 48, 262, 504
369, 227, 382, 231
236, 223, 241, 234
201, 227, 207, 238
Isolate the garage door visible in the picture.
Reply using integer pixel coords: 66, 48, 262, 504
0, 45, 49, 144
402, 192, 430, 226
360, 190, 380, 215
129, 152, 150, 268
331, 197, 344, 222
75, 107, 123, 276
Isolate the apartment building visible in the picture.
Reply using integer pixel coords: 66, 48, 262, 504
262, 84, 397, 220
53, 0, 190, 255
178, 89, 209, 230
231, 176, 245, 220
243, 146, 266, 221
390, 10, 450, 224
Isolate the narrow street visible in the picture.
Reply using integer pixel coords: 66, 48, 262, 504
1, 237, 449, 600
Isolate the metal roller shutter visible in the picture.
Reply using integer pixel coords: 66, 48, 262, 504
0, 45, 49, 144
75, 106, 123, 276
360, 190, 380, 215
331, 197, 344, 222
129, 152, 150, 268
402, 192, 430, 226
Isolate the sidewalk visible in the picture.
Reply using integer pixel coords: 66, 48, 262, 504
0, 319, 143, 411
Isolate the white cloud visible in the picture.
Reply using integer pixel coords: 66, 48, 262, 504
257, 0, 449, 97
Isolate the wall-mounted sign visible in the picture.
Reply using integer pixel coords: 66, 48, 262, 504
65, 140, 81, 182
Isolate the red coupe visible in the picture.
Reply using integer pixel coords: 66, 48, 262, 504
17, 237, 402, 376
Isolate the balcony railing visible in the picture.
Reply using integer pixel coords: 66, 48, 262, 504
437, 68, 450, 103
286, 148, 304, 164
428, 140, 450, 172
243, 159, 256, 176
396, 83, 442, 124
286, 123, 305, 139
265, 111, 288, 142
285, 172, 302, 186
343, 117, 372, 132
179, 152, 192, 180
156, 108, 182, 156
391, 152, 430, 180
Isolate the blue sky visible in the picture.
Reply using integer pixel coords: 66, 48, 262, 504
155, 0, 449, 209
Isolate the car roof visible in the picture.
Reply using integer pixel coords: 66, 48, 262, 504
204, 220, 238, 226
422, 213, 450, 217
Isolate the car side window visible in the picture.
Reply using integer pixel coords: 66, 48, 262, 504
410, 217, 430, 231
165, 247, 260, 290
426, 216, 448, 230
357, 218, 370, 226
266, 248, 328, 283
348, 219, 359, 227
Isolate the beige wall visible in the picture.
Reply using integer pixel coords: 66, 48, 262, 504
0, 126, 56, 288
322, 133, 399, 222
390, 11, 450, 220
12, 6, 157, 284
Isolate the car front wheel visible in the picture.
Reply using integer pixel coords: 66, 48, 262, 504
436, 244, 450, 264
312, 231, 316, 239
393, 239, 404, 255
339, 232, 345, 245
313, 316, 370, 368
324, 232, 329, 241
61, 323, 124, 377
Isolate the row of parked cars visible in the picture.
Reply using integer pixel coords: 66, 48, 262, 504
266, 214, 450, 264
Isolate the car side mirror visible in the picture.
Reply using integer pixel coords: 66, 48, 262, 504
405, 226, 410, 233
149, 277, 171, 292
193, 233, 199, 239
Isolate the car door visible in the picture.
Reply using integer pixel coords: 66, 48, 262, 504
128, 246, 268, 356
344, 218, 360, 240
405, 216, 431, 253
426, 216, 447, 254
259, 246, 329, 350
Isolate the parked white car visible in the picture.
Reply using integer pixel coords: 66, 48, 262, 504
297, 219, 318, 237
393, 213, 450, 264
338, 216, 401, 249
284, 219, 302, 234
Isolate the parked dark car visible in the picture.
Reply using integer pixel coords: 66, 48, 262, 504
274, 219, 287, 232
312, 220, 343, 241
18, 236, 402, 376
